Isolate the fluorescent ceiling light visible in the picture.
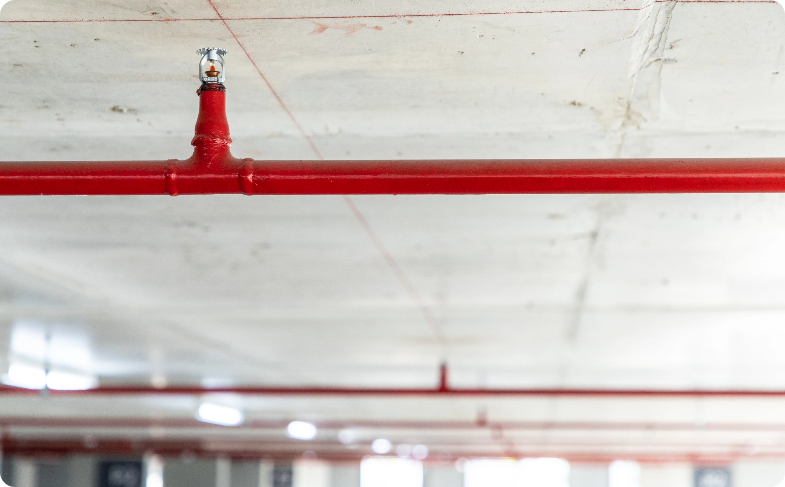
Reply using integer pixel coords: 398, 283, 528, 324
287, 421, 317, 440
196, 403, 244, 426
10, 322, 93, 370
371, 438, 392, 454
2, 363, 46, 390
9, 323, 47, 362
46, 370, 97, 391
2, 362, 97, 391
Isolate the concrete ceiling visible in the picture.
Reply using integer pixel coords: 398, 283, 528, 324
2, 0, 785, 462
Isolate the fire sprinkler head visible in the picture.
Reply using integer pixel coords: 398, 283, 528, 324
197, 47, 227, 85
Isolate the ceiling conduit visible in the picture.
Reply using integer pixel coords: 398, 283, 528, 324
1, 48, 785, 195
3, 363, 785, 397
3, 385, 785, 397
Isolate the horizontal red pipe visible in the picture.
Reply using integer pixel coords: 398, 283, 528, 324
3, 417, 785, 432
5, 385, 785, 397
6, 158, 785, 194
5, 90, 785, 195
0, 437, 779, 464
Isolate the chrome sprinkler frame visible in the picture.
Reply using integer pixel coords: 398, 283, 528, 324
197, 47, 227, 84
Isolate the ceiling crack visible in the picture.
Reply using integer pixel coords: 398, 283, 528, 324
614, 0, 678, 158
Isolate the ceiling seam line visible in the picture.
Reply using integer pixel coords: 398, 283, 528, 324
207, 0, 448, 350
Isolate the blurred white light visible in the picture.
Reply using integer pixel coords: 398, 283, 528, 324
145, 454, 164, 487
412, 445, 428, 460
338, 429, 356, 444
146, 471, 162, 487
609, 460, 641, 487
360, 457, 423, 487
197, 403, 244, 426
2, 363, 46, 389
9, 323, 46, 363
10, 322, 93, 371
464, 459, 516, 487
46, 370, 96, 391
396, 443, 412, 458
49, 332, 93, 370
371, 438, 392, 454
287, 421, 317, 440
516, 458, 570, 487
6, 322, 96, 391
3, 361, 96, 391
151, 373, 167, 389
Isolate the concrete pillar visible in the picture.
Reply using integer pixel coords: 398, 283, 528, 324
0, 456, 13, 487
217, 457, 232, 487
293, 460, 330, 487
15, 459, 36, 487
424, 465, 462, 487
733, 461, 785, 487
164, 458, 217, 487
570, 463, 608, 487
640, 463, 691, 487
38, 461, 70, 487
67, 455, 96, 487
145, 454, 165, 487
230, 459, 261, 487
330, 464, 360, 487
259, 460, 274, 487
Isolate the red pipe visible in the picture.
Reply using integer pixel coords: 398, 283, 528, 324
0, 437, 768, 464
4, 87, 785, 195
4, 385, 785, 397
2, 417, 784, 432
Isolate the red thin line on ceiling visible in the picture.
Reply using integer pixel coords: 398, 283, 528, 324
206, 0, 321, 159
206, 0, 447, 347
224, 1, 775, 20
203, 8, 646, 20
0, 0, 775, 23
5, 417, 785, 431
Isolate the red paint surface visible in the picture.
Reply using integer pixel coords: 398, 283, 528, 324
0, 436, 782, 463
7, 416, 785, 431
3, 384, 785, 396
309, 21, 383, 35
3, 416, 785, 461
7, 156, 785, 195
0, 438, 768, 465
